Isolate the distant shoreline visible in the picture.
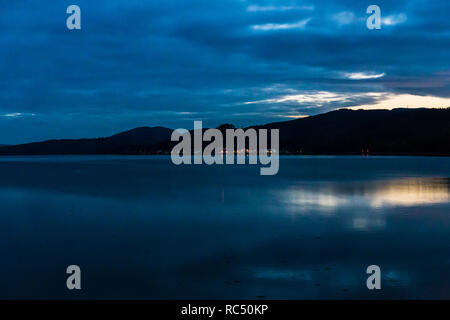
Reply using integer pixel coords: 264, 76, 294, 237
0, 152, 449, 157
1, 108, 449, 157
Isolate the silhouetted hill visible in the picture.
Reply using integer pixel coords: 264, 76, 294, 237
258, 108, 450, 155
0, 126, 172, 155
0, 108, 449, 155
148, 108, 450, 155
108, 126, 172, 145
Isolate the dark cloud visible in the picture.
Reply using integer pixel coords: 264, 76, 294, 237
0, 0, 449, 143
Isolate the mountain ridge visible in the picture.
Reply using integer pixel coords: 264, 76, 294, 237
0, 108, 449, 155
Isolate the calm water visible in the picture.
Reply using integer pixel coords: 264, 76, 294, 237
0, 156, 449, 299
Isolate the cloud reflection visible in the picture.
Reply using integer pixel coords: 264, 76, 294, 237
369, 178, 450, 208
283, 177, 450, 212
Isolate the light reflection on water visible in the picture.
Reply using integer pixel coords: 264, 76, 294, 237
0, 156, 449, 299
281, 177, 450, 232
283, 178, 450, 212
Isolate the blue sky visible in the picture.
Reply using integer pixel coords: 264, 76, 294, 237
0, 0, 449, 144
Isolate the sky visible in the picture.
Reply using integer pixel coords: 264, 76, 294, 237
0, 0, 449, 144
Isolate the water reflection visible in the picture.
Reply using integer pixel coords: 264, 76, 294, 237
0, 156, 450, 299
369, 178, 450, 208
283, 177, 450, 212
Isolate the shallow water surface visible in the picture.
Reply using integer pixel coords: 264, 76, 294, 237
0, 156, 449, 299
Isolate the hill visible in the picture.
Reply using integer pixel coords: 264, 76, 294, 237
0, 108, 449, 155
259, 108, 450, 155
0, 127, 172, 155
